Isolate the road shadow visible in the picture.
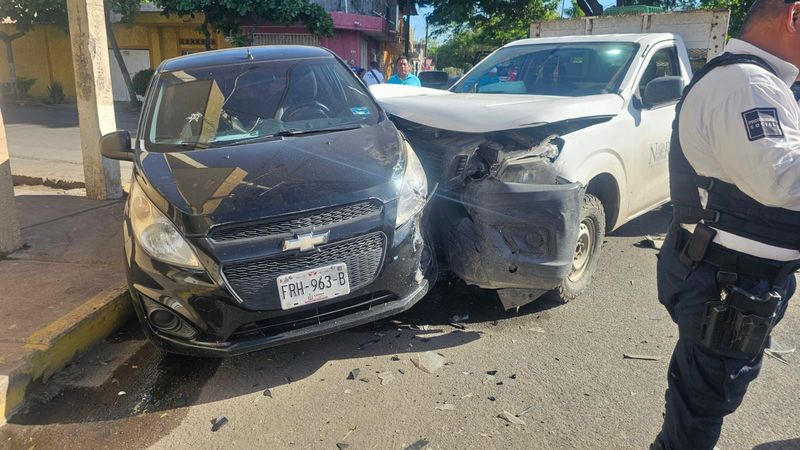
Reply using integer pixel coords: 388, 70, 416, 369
10, 279, 563, 427
2, 103, 139, 131
609, 203, 672, 238
753, 439, 800, 449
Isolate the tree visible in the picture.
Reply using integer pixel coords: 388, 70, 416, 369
422, 0, 559, 39
0, 0, 67, 98
155, 0, 334, 51
699, 0, 751, 37
106, 0, 142, 109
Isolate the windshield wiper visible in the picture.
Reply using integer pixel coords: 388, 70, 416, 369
221, 124, 365, 147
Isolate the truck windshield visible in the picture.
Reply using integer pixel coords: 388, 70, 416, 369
144, 57, 381, 151
451, 42, 639, 96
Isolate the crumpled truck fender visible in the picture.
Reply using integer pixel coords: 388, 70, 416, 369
445, 178, 584, 290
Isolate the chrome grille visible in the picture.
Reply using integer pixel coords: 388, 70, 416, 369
223, 232, 386, 307
210, 201, 382, 242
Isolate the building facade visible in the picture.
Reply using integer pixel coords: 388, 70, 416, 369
0, 1, 413, 102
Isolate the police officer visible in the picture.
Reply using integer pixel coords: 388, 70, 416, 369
652, 0, 800, 448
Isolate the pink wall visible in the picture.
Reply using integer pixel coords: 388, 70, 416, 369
322, 30, 362, 66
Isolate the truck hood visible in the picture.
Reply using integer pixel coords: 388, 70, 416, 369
136, 121, 402, 236
369, 84, 623, 133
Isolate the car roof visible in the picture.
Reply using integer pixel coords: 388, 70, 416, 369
506, 33, 677, 47
159, 45, 335, 72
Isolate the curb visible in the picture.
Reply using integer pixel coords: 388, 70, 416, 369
1, 286, 133, 425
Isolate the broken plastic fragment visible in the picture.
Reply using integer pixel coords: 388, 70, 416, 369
411, 352, 446, 374
498, 411, 525, 425
211, 415, 228, 432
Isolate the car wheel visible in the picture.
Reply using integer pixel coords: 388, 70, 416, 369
549, 193, 605, 303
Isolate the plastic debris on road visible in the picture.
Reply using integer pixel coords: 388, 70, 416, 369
411, 351, 446, 374
210, 415, 228, 432
498, 411, 525, 425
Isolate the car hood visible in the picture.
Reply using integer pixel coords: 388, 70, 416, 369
369, 84, 624, 133
137, 121, 402, 235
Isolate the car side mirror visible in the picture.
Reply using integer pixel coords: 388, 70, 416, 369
643, 76, 684, 108
100, 130, 133, 161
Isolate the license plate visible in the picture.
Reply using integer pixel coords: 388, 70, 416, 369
276, 263, 350, 310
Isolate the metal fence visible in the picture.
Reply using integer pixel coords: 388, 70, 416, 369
250, 33, 322, 47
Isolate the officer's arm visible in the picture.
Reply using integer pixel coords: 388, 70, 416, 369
707, 82, 800, 211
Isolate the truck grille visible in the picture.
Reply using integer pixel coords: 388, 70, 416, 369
210, 200, 382, 242
222, 232, 386, 307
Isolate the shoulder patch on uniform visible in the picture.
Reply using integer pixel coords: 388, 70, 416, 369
741, 107, 784, 141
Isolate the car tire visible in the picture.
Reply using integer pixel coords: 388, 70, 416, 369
549, 193, 605, 303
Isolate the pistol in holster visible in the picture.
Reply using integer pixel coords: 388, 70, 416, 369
700, 285, 781, 358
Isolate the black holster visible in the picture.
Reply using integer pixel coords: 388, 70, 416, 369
700, 286, 781, 358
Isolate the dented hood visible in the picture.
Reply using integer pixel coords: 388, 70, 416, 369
369, 84, 624, 133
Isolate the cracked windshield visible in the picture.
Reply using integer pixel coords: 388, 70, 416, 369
146, 58, 380, 150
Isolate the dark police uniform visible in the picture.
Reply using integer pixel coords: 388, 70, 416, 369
656, 38, 800, 449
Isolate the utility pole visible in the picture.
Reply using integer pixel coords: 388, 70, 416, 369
0, 108, 22, 255
404, 11, 411, 56
424, 15, 428, 66
66, 0, 123, 200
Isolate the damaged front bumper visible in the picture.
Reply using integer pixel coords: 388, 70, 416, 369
443, 178, 583, 293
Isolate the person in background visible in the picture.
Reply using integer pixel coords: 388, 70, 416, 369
387, 56, 421, 87
356, 68, 366, 82
363, 60, 385, 86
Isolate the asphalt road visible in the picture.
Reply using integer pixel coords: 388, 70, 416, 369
2, 206, 798, 450
3, 103, 138, 186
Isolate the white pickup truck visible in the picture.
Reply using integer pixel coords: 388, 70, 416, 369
371, 10, 731, 308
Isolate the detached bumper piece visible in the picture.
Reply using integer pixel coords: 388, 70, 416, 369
444, 179, 583, 291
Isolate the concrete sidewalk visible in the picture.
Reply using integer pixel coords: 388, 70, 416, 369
0, 185, 132, 424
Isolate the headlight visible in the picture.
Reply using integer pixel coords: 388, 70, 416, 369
499, 162, 558, 184
129, 181, 202, 269
394, 141, 428, 227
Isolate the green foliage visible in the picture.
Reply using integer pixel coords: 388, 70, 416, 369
441, 66, 463, 77
155, 0, 334, 44
107, 0, 144, 25
1, 77, 35, 96
132, 69, 155, 97
0, 0, 67, 35
45, 81, 67, 104
699, 0, 751, 37
421, 0, 558, 39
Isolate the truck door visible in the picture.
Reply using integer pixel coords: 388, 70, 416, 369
626, 43, 682, 216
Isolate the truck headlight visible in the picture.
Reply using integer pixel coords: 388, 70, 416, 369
130, 181, 202, 269
499, 162, 558, 184
394, 141, 428, 227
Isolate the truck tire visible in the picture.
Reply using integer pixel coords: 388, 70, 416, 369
549, 194, 605, 303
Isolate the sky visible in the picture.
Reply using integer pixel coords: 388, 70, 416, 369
410, 1, 619, 44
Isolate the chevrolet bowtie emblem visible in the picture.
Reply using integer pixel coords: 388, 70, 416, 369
283, 231, 330, 252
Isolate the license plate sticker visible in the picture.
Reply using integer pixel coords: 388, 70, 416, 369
277, 263, 350, 310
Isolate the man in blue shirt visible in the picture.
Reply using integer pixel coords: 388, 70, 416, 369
387, 56, 421, 87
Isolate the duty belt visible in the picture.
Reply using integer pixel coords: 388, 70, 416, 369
675, 226, 786, 283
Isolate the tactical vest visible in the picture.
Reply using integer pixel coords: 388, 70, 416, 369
670, 52, 800, 250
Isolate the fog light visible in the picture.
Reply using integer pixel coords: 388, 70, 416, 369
139, 294, 198, 340
149, 309, 179, 330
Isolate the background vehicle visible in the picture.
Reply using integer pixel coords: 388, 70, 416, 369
418, 70, 452, 89
370, 10, 730, 308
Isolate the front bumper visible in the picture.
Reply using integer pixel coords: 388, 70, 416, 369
442, 179, 583, 290
125, 213, 432, 357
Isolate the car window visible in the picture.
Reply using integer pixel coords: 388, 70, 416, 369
144, 57, 380, 151
451, 42, 639, 96
638, 46, 680, 96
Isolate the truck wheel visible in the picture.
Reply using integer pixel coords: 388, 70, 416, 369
549, 194, 605, 303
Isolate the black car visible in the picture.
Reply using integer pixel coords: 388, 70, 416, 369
101, 46, 434, 356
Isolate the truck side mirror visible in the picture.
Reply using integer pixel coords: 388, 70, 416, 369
100, 130, 134, 161
642, 76, 684, 108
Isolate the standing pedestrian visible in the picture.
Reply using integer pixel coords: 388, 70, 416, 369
652, 0, 800, 448
363, 61, 385, 86
387, 56, 421, 87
